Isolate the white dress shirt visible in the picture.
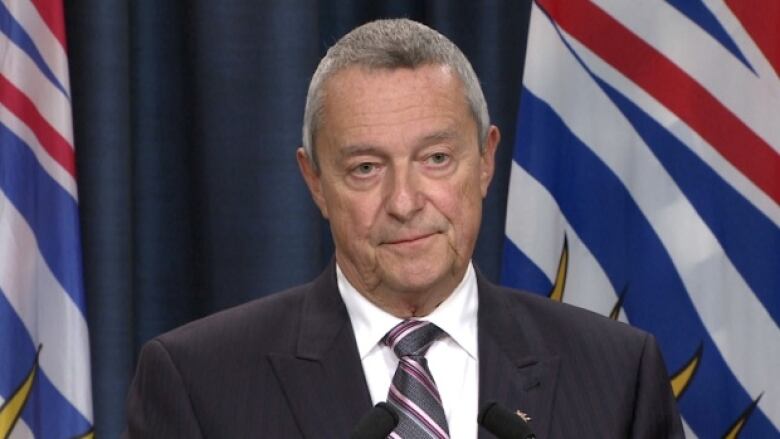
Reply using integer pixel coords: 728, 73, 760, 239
337, 263, 479, 439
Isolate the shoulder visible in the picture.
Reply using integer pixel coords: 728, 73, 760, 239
125, 277, 331, 437
145, 280, 314, 367
480, 279, 652, 362
526, 289, 642, 338
493, 281, 644, 334
479, 282, 684, 436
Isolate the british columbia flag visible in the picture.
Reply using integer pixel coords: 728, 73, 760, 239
501, 1, 779, 437
0, 0, 93, 437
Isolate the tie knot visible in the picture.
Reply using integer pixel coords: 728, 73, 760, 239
383, 320, 444, 358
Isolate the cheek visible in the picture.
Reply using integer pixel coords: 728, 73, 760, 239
432, 176, 483, 241
325, 188, 383, 240
432, 179, 480, 225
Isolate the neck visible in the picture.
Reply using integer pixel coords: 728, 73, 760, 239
337, 259, 468, 318
363, 288, 450, 318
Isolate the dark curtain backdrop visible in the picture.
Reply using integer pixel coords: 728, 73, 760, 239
64, 1, 532, 436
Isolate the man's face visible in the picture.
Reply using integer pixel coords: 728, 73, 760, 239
298, 65, 499, 306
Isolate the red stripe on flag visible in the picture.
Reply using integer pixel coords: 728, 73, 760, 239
537, 0, 780, 205
726, 0, 780, 77
29, 0, 67, 50
0, 75, 75, 177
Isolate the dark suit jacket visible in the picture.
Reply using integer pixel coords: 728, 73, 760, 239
124, 263, 683, 438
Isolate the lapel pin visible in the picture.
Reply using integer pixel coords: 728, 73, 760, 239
516, 410, 532, 423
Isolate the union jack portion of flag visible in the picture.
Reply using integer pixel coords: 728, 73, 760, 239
0, 0, 93, 437
502, 1, 779, 437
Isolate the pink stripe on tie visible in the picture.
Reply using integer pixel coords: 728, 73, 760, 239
400, 359, 442, 403
389, 385, 449, 439
387, 320, 426, 349
385, 320, 416, 344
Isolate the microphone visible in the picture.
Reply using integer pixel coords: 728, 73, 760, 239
478, 401, 536, 439
350, 402, 399, 439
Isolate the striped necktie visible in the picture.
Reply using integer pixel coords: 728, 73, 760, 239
383, 320, 450, 439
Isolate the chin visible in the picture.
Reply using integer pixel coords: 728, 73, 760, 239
384, 259, 455, 293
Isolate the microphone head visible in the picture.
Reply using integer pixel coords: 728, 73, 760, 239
478, 401, 535, 439
350, 402, 399, 439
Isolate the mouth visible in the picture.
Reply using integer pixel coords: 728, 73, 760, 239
384, 232, 437, 246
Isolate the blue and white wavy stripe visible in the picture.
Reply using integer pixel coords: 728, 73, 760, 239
0, 0, 92, 437
502, 2, 779, 438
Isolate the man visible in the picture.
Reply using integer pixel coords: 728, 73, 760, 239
124, 19, 683, 438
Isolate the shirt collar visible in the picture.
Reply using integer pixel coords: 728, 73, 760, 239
337, 263, 479, 360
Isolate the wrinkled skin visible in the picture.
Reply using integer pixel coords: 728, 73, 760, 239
298, 64, 499, 317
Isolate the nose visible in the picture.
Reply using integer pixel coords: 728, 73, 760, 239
385, 164, 424, 222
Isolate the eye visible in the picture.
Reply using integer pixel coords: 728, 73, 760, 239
351, 162, 379, 176
426, 152, 450, 166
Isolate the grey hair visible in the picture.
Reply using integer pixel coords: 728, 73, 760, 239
301, 18, 490, 168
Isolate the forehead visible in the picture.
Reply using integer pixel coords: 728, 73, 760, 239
325, 63, 459, 99
317, 65, 474, 147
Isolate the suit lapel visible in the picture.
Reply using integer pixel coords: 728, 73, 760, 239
268, 265, 562, 438
269, 262, 373, 438
477, 274, 560, 439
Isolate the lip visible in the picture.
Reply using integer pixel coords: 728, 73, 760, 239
384, 233, 437, 246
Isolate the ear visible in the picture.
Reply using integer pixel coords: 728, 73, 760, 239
479, 125, 500, 197
296, 147, 329, 218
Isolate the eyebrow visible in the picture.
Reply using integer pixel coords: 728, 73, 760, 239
338, 144, 384, 159
419, 129, 459, 145
338, 129, 461, 159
